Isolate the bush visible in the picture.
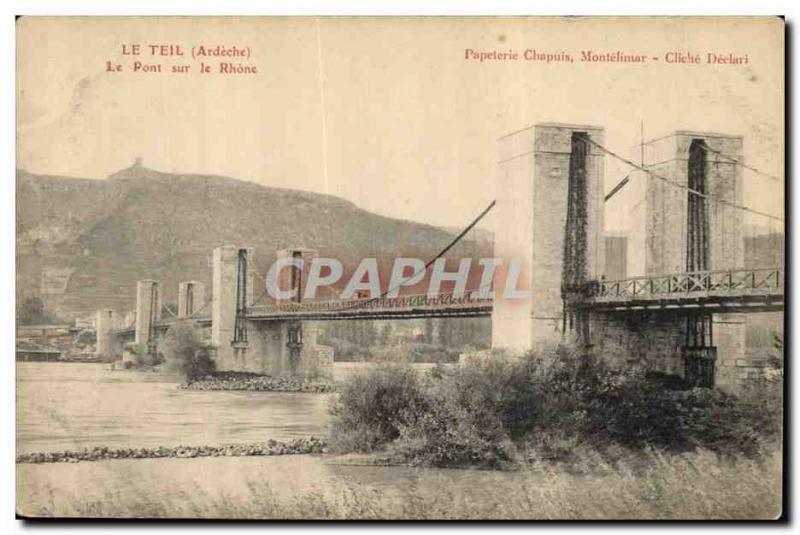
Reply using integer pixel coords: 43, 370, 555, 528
736, 344, 783, 444
392, 371, 517, 468
583, 376, 764, 457
323, 339, 461, 364
329, 365, 429, 453
123, 343, 149, 367
320, 337, 372, 362
330, 344, 781, 467
161, 323, 216, 382
368, 342, 460, 364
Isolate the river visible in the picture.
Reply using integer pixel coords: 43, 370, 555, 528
16, 362, 331, 454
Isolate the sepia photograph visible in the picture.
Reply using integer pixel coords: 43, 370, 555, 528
13, 15, 785, 521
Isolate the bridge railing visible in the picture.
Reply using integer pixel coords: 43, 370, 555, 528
593, 267, 783, 302
247, 291, 493, 316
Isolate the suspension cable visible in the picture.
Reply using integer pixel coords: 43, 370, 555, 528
250, 269, 272, 307
604, 174, 630, 202
583, 137, 784, 222
189, 298, 212, 318
254, 200, 497, 312
695, 143, 783, 183
331, 199, 497, 311
162, 303, 179, 319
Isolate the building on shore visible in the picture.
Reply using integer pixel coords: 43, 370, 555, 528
16, 340, 62, 362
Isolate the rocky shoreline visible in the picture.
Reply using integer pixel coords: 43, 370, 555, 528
16, 437, 328, 464
179, 371, 338, 393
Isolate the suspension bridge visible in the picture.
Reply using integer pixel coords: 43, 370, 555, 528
99, 123, 784, 389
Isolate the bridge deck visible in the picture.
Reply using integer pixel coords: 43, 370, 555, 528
110, 267, 783, 334
586, 268, 784, 313
246, 293, 493, 321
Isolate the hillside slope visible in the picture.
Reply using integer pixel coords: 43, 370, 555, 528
17, 163, 485, 319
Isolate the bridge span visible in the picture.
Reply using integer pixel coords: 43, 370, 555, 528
96, 122, 784, 390
111, 266, 782, 334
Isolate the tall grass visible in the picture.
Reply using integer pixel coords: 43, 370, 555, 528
23, 449, 781, 519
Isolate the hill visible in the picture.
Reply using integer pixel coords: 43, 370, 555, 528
17, 162, 486, 320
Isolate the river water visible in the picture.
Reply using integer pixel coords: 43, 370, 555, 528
16, 362, 331, 454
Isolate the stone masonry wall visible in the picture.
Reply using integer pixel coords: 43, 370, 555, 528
591, 312, 686, 376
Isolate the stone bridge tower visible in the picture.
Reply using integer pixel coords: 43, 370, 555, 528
212, 245, 255, 370
211, 245, 330, 378
634, 131, 746, 387
492, 123, 605, 353
490, 123, 747, 389
134, 280, 161, 358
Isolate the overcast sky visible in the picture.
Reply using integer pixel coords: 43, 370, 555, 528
17, 17, 784, 232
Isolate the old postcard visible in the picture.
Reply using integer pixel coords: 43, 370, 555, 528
15, 16, 784, 520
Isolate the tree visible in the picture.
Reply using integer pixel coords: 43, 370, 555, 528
769, 333, 784, 370
123, 343, 149, 367
18, 296, 51, 325
379, 322, 393, 345
161, 323, 216, 382
424, 318, 434, 344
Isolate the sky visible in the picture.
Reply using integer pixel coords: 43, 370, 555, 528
17, 17, 784, 232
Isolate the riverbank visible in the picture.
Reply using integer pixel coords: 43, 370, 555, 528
180, 371, 337, 393
17, 449, 781, 519
16, 437, 327, 464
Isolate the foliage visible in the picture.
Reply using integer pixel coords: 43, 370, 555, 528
321, 338, 462, 364
123, 343, 150, 367
582, 376, 765, 458
391, 364, 518, 467
74, 329, 97, 345
318, 318, 491, 363
329, 365, 429, 453
317, 337, 371, 362
161, 323, 216, 381
735, 333, 783, 442
373, 342, 462, 364
768, 332, 784, 371
17, 296, 59, 325
330, 344, 783, 467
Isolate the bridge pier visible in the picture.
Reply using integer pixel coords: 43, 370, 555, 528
95, 308, 117, 360
275, 247, 318, 302
712, 314, 748, 389
212, 245, 254, 370
590, 312, 686, 375
134, 280, 161, 361
590, 311, 748, 391
211, 245, 331, 377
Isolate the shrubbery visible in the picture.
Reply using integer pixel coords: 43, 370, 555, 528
123, 343, 152, 367
392, 370, 517, 467
323, 338, 461, 364
329, 345, 782, 467
329, 365, 429, 452
161, 323, 216, 381
372, 342, 462, 364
